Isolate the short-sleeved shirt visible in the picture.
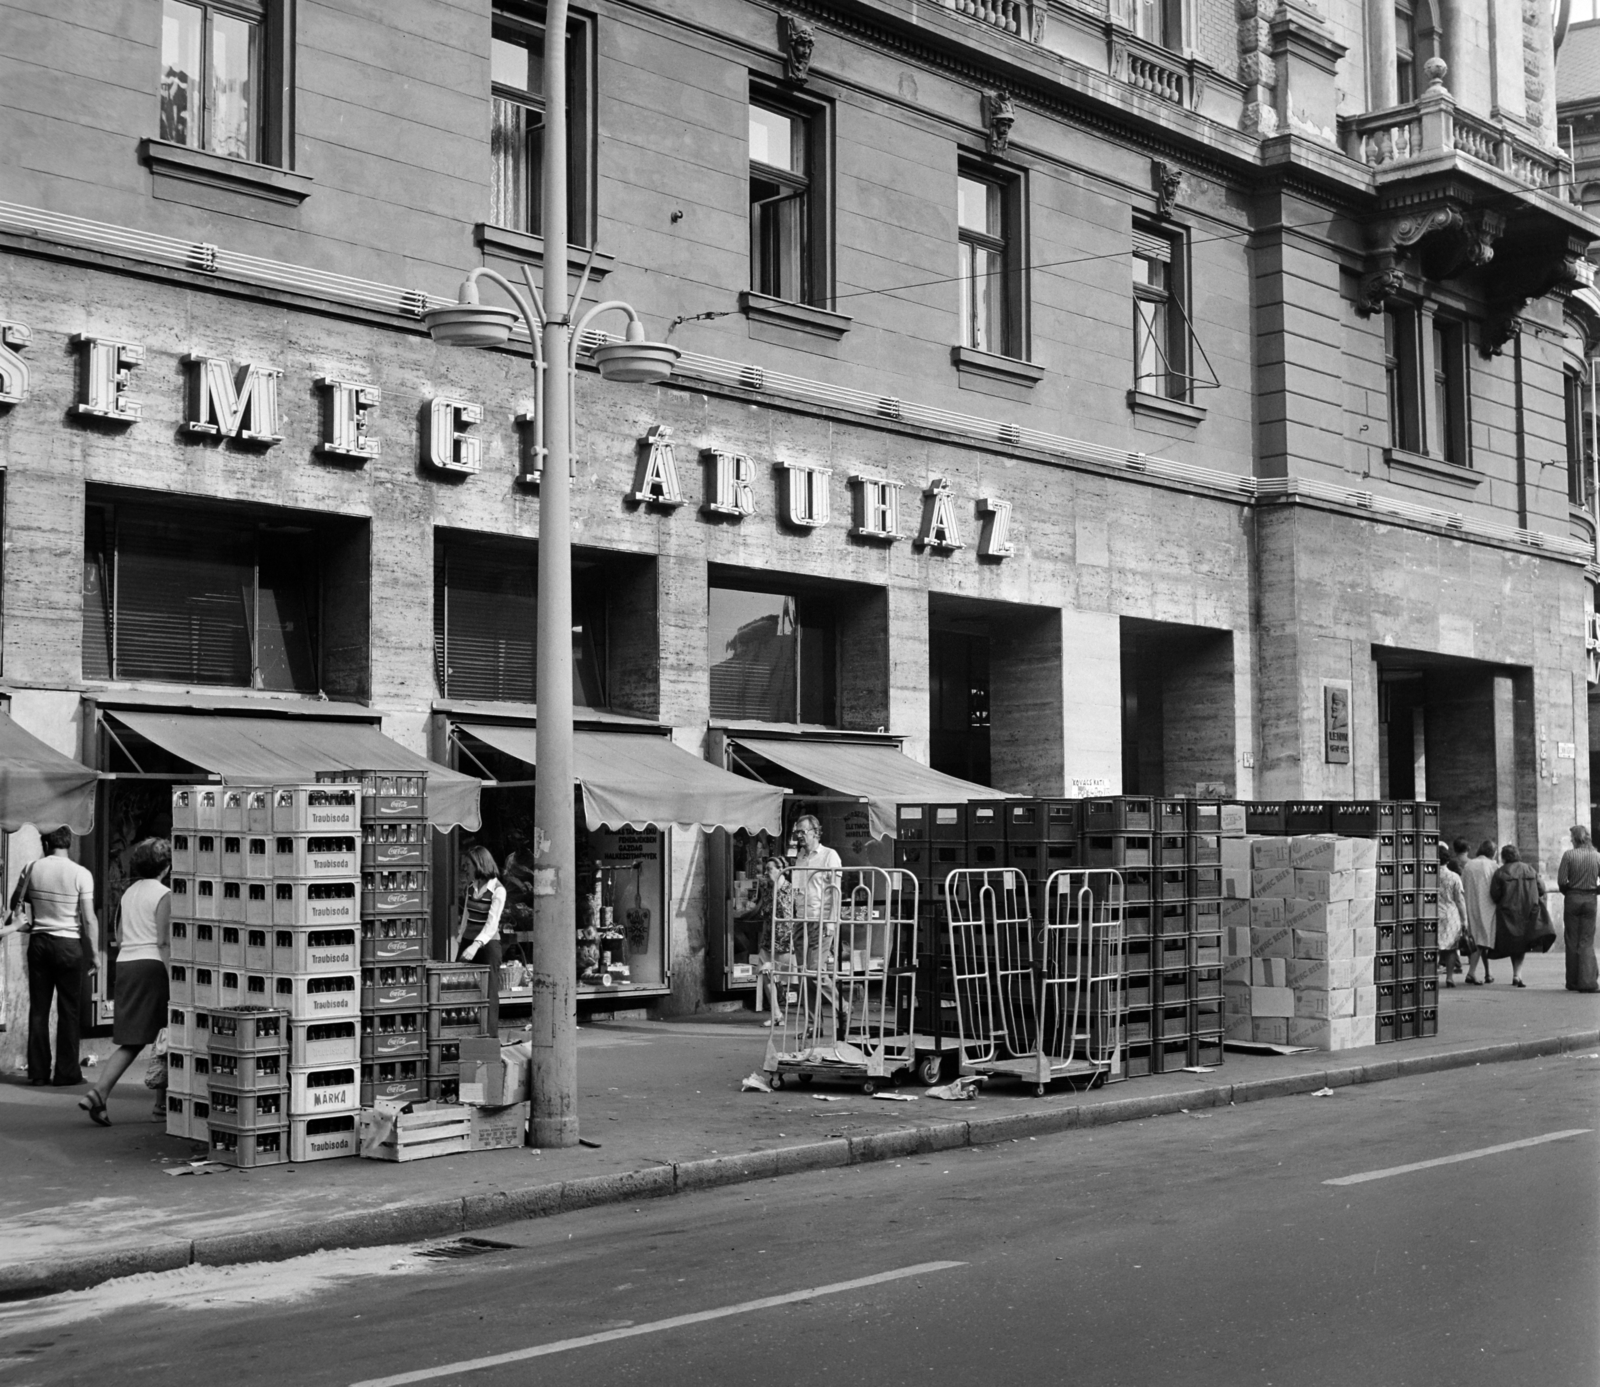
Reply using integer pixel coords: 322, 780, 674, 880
792, 846, 842, 922
25, 855, 94, 938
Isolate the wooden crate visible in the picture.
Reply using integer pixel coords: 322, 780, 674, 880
358, 1101, 472, 1161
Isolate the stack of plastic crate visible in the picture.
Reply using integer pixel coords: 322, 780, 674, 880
166, 784, 223, 1142
425, 962, 494, 1101
205, 1007, 290, 1168
334, 772, 433, 1107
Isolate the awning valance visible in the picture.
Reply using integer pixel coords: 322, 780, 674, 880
0, 713, 98, 834
730, 736, 1006, 839
110, 711, 481, 831
457, 725, 786, 835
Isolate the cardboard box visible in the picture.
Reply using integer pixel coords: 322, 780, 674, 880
1251, 957, 1289, 987
1349, 838, 1378, 870
1347, 897, 1377, 931
1353, 985, 1380, 1015
1251, 925, 1295, 959
1220, 804, 1248, 836
1290, 836, 1354, 871
1286, 1015, 1374, 1050
1220, 897, 1252, 928
467, 1101, 529, 1151
1222, 955, 1251, 984
1283, 898, 1351, 933
1353, 926, 1378, 956
1353, 867, 1378, 899
1251, 1017, 1288, 1044
1221, 867, 1252, 899
1250, 897, 1285, 927
1224, 925, 1253, 958
1287, 956, 1375, 990
1220, 837, 1258, 870
1251, 985, 1294, 1018
1295, 869, 1356, 903
1225, 1013, 1254, 1042
456, 1037, 503, 1106
1293, 986, 1356, 1019
1251, 838, 1293, 870
1253, 867, 1297, 899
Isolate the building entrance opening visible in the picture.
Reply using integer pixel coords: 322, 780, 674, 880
1119, 618, 1236, 796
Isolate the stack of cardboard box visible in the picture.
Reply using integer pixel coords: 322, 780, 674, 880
1221, 826, 1380, 1050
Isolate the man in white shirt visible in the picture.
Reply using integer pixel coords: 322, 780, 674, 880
9, 827, 98, 1085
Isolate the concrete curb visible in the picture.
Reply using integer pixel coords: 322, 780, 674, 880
4, 1027, 1595, 1300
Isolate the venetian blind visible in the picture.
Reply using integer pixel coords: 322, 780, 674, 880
440, 546, 537, 702
115, 515, 252, 686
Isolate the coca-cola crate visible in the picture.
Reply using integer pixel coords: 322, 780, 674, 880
205, 1007, 289, 1055
290, 1063, 360, 1116
426, 964, 492, 1005
273, 926, 360, 974
208, 1126, 288, 1169
272, 784, 361, 834
428, 1003, 492, 1040
361, 1009, 426, 1059
363, 795, 427, 824
272, 834, 361, 880
290, 1112, 360, 1162
364, 963, 425, 1010
360, 1060, 426, 1109
207, 1086, 287, 1129
362, 868, 429, 917
361, 916, 429, 965
426, 1037, 462, 1077
206, 1051, 286, 1091
362, 821, 432, 869
271, 971, 361, 1021
291, 1018, 360, 1068
273, 880, 361, 928
1083, 797, 1152, 833
172, 786, 221, 832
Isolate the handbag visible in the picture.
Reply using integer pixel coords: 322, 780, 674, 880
4, 861, 34, 935
143, 1028, 170, 1090
1531, 897, 1558, 954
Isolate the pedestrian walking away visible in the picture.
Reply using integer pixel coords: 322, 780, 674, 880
4, 827, 97, 1086
456, 845, 507, 1034
1435, 843, 1467, 988
1461, 839, 1497, 984
81, 837, 172, 1125
1556, 824, 1600, 994
1487, 845, 1556, 987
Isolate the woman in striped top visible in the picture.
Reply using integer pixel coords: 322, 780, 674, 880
456, 846, 506, 1034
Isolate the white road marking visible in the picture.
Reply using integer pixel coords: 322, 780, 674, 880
1323, 1129, 1592, 1186
348, 1260, 966, 1387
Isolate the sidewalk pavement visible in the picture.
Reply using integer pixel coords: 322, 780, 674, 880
2, 951, 1594, 1298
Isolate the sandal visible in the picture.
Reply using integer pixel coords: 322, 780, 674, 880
79, 1091, 111, 1127
1464, 976, 1481, 985
1512, 978, 1526, 988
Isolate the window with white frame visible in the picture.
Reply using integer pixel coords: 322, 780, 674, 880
1132, 223, 1190, 400
159, 0, 289, 165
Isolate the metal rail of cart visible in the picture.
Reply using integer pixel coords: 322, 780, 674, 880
761, 865, 919, 1093
944, 867, 1125, 1094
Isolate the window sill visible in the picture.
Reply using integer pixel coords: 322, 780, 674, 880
950, 346, 1044, 388
1383, 447, 1483, 492
1127, 389, 1206, 425
473, 224, 615, 281
139, 139, 312, 206
738, 292, 851, 340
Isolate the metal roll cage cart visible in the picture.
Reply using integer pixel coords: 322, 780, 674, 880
761, 865, 919, 1093
943, 867, 1126, 1095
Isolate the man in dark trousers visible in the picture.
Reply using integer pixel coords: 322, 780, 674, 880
1556, 825, 1600, 994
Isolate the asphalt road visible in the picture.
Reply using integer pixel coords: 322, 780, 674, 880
3, 1052, 1596, 1387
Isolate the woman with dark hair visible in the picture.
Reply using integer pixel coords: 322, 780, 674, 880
80, 838, 170, 1125
1488, 844, 1555, 989
1436, 842, 1466, 988
456, 845, 506, 1034
1461, 839, 1498, 985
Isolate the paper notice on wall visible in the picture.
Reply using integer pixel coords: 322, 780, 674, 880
1068, 778, 1112, 796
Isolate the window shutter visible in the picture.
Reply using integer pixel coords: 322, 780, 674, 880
1133, 228, 1172, 262
115, 516, 251, 686
440, 545, 537, 702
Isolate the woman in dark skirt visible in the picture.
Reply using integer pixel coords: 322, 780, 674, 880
80, 838, 171, 1126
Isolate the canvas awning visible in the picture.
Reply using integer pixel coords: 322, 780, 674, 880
457, 725, 786, 834
0, 712, 98, 834
109, 711, 481, 831
730, 736, 1006, 839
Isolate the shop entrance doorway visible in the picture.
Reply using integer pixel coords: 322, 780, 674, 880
1119, 618, 1236, 796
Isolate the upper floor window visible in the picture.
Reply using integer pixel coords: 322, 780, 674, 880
1395, 0, 1417, 101
957, 169, 1024, 359
490, 9, 592, 247
1567, 366, 1596, 510
1385, 304, 1469, 466
1431, 316, 1468, 465
160, 0, 265, 162
749, 90, 829, 307
1385, 306, 1423, 453
1132, 224, 1190, 400
1131, 0, 1182, 50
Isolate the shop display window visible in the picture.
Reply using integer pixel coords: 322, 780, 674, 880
707, 584, 838, 724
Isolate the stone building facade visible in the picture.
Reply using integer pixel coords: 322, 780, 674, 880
1, 0, 1596, 1042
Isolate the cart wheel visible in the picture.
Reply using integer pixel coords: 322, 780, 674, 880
861, 1079, 878, 1096
769, 1072, 785, 1090
797, 1072, 814, 1088
1032, 1083, 1048, 1098
915, 1054, 943, 1086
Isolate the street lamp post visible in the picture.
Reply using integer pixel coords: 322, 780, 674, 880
423, 0, 677, 1148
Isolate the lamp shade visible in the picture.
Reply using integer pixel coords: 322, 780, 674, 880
421, 303, 519, 349
591, 340, 680, 384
